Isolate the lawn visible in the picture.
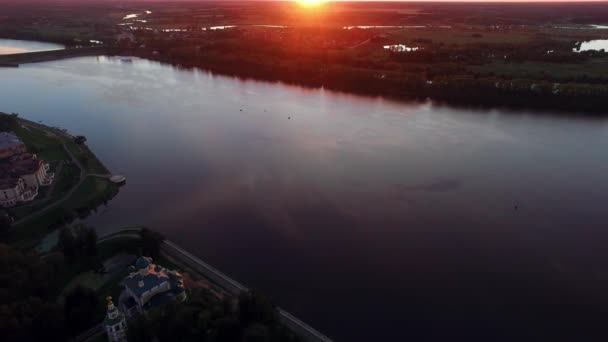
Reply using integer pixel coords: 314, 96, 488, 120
66, 142, 110, 175
53, 163, 81, 196
7, 177, 118, 249
383, 27, 534, 46
38, 145, 70, 161
36, 177, 118, 233
14, 124, 64, 153
2, 119, 119, 248
9, 162, 80, 220
7, 207, 73, 249
65, 177, 118, 209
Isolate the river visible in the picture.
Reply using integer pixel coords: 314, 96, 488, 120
0, 38, 63, 55
1, 50, 608, 341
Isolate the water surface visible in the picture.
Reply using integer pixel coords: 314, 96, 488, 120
0, 39, 63, 55
1, 55, 608, 341
574, 39, 608, 52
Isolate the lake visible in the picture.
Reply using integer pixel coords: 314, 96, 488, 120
0, 38, 63, 55
575, 39, 608, 52
2, 50, 608, 341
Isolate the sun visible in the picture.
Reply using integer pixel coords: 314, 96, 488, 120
297, 0, 325, 8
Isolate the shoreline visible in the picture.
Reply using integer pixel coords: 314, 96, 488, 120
2, 115, 120, 249
0, 116, 331, 341
0, 46, 122, 66
1, 44, 607, 115
97, 228, 334, 342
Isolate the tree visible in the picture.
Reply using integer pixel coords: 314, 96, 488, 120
31, 302, 66, 342
238, 291, 277, 327
0, 211, 12, 232
0, 297, 51, 341
80, 225, 98, 257
165, 306, 201, 341
140, 228, 165, 258
119, 287, 302, 342
243, 323, 270, 342
57, 227, 76, 261
0, 244, 65, 342
63, 286, 100, 335
57, 224, 97, 264
127, 315, 155, 342
73, 135, 87, 145
0, 113, 19, 132
211, 317, 241, 342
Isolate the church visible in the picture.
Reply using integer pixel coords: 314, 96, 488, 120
103, 256, 187, 341
118, 256, 187, 317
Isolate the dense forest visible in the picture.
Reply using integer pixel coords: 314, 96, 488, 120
0, 226, 100, 341
128, 290, 302, 342
130, 27, 608, 113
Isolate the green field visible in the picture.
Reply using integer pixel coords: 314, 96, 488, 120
9, 177, 118, 249
66, 141, 110, 175
384, 27, 534, 46
470, 57, 608, 81
2, 118, 119, 249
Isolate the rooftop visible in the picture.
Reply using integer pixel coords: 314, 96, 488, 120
0, 159, 43, 179
10, 159, 43, 175
135, 256, 152, 270
123, 257, 184, 298
0, 132, 23, 149
0, 177, 21, 190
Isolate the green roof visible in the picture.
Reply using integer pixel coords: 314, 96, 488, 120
135, 256, 152, 270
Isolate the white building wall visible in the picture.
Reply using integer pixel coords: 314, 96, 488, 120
105, 320, 127, 342
21, 173, 38, 189
0, 179, 27, 207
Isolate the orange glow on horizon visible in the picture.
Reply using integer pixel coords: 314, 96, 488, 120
297, 0, 326, 8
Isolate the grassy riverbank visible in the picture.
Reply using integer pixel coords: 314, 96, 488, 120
0, 114, 120, 249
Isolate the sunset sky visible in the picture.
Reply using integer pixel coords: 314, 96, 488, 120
1, 0, 606, 2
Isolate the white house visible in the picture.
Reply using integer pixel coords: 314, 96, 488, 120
11, 158, 54, 187
0, 154, 54, 207
0, 177, 37, 207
